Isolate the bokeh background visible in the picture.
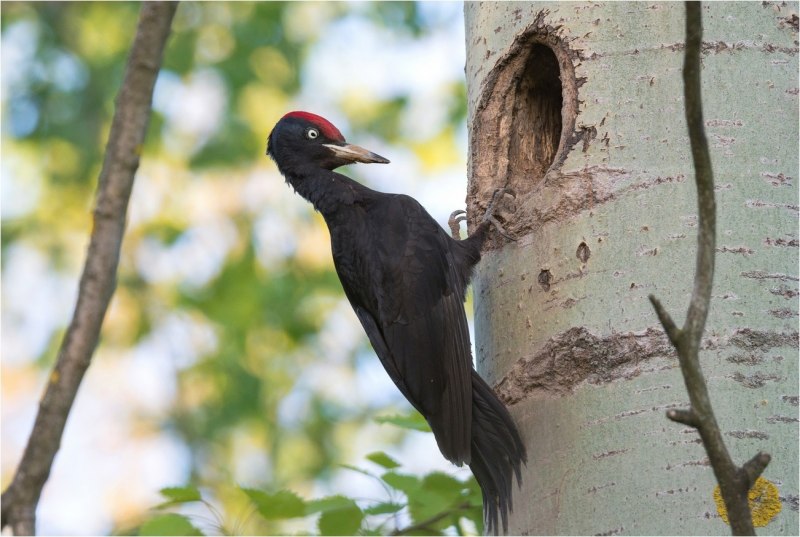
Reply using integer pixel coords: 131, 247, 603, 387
1, 2, 476, 534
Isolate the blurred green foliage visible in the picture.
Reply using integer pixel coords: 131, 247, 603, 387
135, 439, 482, 536
1, 1, 471, 534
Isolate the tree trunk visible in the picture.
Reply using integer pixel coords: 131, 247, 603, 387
465, 2, 798, 534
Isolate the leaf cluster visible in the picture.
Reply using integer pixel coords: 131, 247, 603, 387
135, 425, 482, 536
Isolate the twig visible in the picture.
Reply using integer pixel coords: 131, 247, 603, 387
0, 3, 178, 535
648, 3, 770, 535
390, 502, 474, 536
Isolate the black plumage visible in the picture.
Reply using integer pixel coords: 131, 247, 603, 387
267, 111, 526, 534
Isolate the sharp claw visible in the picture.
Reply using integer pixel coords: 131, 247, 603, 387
448, 209, 468, 240
482, 188, 517, 241
481, 190, 504, 224
450, 209, 466, 219
450, 188, 517, 242
488, 215, 517, 241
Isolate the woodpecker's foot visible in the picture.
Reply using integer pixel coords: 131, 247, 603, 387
482, 188, 517, 241
448, 209, 467, 240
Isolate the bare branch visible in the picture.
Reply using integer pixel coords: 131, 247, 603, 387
665, 409, 699, 428
390, 502, 474, 536
741, 452, 772, 489
648, 295, 682, 346
648, 3, 771, 536
682, 0, 716, 358
0, 3, 178, 534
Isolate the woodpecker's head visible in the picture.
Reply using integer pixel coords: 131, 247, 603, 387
267, 111, 389, 172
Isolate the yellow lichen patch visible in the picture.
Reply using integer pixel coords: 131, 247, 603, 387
713, 477, 782, 527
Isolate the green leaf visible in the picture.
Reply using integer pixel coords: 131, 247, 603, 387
381, 471, 421, 496
243, 488, 306, 520
404, 472, 473, 530
421, 472, 464, 497
317, 499, 364, 536
305, 495, 366, 535
157, 486, 202, 507
363, 501, 404, 516
366, 451, 400, 469
374, 412, 431, 432
305, 495, 357, 515
139, 513, 203, 536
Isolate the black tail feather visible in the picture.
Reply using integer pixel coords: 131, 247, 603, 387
468, 371, 527, 535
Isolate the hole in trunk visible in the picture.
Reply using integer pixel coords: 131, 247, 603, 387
468, 17, 584, 242
538, 269, 552, 291
508, 44, 563, 187
576, 241, 591, 262
469, 20, 580, 213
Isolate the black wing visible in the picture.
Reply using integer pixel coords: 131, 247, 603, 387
334, 194, 474, 465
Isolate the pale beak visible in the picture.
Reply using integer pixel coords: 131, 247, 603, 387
323, 143, 390, 164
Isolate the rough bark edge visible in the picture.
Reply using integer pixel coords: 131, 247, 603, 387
648, 3, 770, 535
466, 10, 589, 244
0, 3, 178, 534
492, 326, 798, 404
493, 326, 672, 402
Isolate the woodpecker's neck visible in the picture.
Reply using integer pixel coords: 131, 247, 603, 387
283, 165, 365, 216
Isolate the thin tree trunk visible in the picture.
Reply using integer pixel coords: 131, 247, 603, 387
1, 3, 178, 534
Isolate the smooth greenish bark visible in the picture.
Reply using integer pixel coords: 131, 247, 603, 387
465, 2, 798, 534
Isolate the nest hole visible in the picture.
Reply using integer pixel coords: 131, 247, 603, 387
508, 44, 563, 187
470, 23, 579, 209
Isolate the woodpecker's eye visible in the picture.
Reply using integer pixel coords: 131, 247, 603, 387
306, 128, 319, 140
